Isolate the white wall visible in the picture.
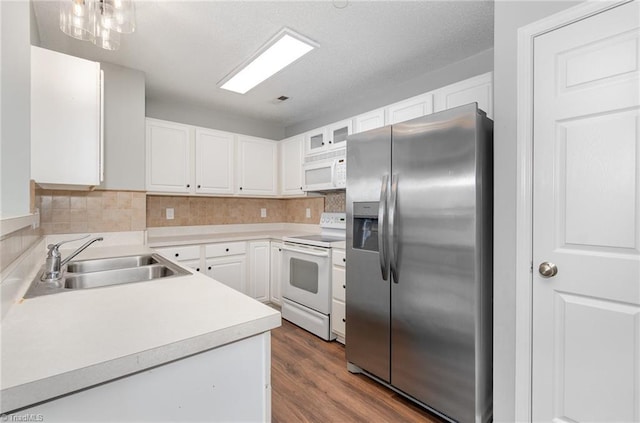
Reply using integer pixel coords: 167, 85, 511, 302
492, 2, 581, 422
99, 62, 146, 191
0, 1, 31, 218
146, 97, 285, 141
285, 48, 494, 137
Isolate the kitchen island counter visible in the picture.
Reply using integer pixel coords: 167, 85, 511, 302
0, 242, 280, 415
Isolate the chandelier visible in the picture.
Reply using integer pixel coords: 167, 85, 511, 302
59, 0, 136, 51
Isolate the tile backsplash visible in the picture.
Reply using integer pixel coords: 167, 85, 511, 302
146, 196, 325, 227
0, 225, 41, 271
37, 189, 146, 235
324, 191, 346, 212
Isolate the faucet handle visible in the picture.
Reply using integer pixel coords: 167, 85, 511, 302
47, 234, 91, 255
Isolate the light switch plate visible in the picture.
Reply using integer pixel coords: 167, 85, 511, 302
306, 208, 311, 218
260, 208, 267, 218
166, 208, 174, 220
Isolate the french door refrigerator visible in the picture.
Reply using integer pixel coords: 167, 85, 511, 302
345, 103, 493, 423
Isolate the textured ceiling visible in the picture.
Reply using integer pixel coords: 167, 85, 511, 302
32, 1, 494, 127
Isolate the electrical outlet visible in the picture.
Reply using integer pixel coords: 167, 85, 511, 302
166, 208, 174, 220
260, 208, 267, 218
306, 208, 311, 218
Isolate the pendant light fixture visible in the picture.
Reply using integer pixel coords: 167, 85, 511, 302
59, 0, 136, 51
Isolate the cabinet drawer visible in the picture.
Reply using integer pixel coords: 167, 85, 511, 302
155, 245, 200, 261
331, 299, 346, 337
332, 249, 346, 267
332, 266, 345, 302
205, 242, 247, 258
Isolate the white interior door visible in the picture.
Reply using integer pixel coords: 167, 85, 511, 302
532, 2, 640, 422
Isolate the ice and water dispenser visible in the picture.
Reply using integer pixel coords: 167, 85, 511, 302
352, 202, 379, 252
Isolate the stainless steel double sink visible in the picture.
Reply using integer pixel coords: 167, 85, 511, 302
24, 253, 191, 298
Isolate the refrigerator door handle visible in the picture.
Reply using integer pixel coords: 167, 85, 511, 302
389, 173, 399, 283
378, 174, 389, 281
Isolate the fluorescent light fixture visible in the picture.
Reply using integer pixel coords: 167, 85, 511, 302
219, 28, 318, 94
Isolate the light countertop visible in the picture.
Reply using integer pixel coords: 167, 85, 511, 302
147, 229, 318, 247
0, 244, 281, 413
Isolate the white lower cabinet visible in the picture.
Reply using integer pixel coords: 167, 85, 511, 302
270, 242, 283, 305
331, 248, 346, 344
205, 242, 247, 294
248, 241, 270, 302
180, 259, 202, 273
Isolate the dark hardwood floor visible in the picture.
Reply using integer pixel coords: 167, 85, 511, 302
271, 320, 445, 423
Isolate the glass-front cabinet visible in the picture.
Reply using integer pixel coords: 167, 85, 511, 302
304, 118, 353, 157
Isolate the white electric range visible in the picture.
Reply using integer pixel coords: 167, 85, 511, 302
281, 212, 346, 340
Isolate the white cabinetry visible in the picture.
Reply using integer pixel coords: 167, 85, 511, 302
237, 136, 278, 196
195, 128, 235, 194
433, 72, 493, 118
248, 241, 270, 302
353, 108, 385, 134
279, 136, 304, 196
153, 245, 202, 273
269, 242, 283, 305
304, 119, 353, 156
146, 119, 192, 193
386, 92, 434, 124
31, 46, 103, 189
331, 248, 346, 344
205, 242, 247, 294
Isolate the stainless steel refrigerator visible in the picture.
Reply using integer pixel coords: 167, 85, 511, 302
345, 103, 493, 423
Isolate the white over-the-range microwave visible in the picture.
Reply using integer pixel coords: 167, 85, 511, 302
302, 148, 346, 192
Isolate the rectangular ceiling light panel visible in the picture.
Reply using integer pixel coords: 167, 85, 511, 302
220, 28, 317, 94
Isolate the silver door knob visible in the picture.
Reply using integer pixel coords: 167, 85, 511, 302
539, 262, 558, 278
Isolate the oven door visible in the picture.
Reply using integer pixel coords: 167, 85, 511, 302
281, 242, 331, 314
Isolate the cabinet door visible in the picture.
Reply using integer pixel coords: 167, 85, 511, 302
146, 119, 192, 193
354, 108, 385, 134
206, 256, 246, 294
180, 259, 203, 273
386, 93, 433, 124
433, 72, 493, 118
304, 127, 328, 156
237, 136, 278, 196
269, 242, 283, 305
326, 119, 353, 150
195, 128, 234, 194
248, 241, 270, 302
280, 136, 304, 196
31, 46, 102, 187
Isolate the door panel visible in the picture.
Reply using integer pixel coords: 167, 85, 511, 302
532, 2, 640, 421
345, 126, 392, 382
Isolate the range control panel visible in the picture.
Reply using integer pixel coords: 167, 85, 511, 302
320, 212, 346, 229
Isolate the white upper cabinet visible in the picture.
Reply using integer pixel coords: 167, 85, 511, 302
386, 92, 434, 124
433, 72, 493, 118
195, 128, 234, 195
237, 135, 278, 196
31, 46, 103, 189
280, 135, 304, 196
326, 118, 353, 150
146, 119, 192, 193
304, 127, 328, 156
353, 108, 385, 134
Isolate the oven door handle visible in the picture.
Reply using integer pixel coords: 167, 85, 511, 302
282, 245, 330, 258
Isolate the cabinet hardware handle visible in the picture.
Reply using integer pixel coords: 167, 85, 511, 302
197, 184, 201, 188
225, 248, 229, 252
175, 253, 179, 257
329, 140, 332, 144
342, 318, 346, 322
196, 268, 200, 272
187, 184, 190, 188
342, 284, 345, 289
279, 248, 282, 252
208, 266, 211, 270
300, 186, 303, 190
342, 258, 346, 262
321, 142, 325, 146
240, 187, 243, 190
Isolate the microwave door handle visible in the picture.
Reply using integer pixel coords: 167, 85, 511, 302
389, 173, 399, 283
378, 175, 389, 281
331, 160, 337, 187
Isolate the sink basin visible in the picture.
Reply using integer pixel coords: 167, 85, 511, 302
24, 253, 192, 299
66, 254, 159, 273
64, 264, 187, 289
